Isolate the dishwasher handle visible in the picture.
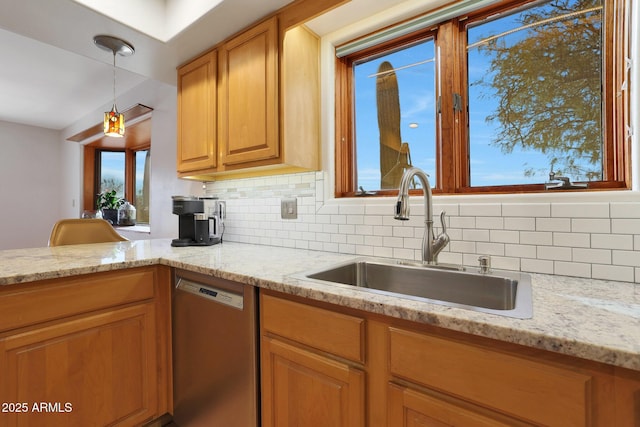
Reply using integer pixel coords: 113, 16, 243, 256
175, 277, 244, 310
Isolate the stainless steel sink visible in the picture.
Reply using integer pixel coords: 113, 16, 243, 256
293, 258, 532, 319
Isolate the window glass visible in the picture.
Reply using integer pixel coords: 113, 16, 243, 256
99, 151, 125, 198
467, 0, 603, 186
134, 150, 150, 224
353, 38, 437, 191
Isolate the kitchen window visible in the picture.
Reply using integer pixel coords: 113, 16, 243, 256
334, 0, 630, 197
94, 147, 150, 224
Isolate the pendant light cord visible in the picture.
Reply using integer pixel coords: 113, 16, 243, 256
112, 51, 117, 111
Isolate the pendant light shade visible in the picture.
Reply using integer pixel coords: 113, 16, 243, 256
93, 35, 135, 138
104, 105, 125, 137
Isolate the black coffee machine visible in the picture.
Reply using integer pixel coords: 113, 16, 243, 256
171, 196, 221, 247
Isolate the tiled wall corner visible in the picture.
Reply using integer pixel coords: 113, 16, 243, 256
206, 172, 640, 283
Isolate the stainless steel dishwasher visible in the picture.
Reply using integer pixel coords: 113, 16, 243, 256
171, 269, 258, 426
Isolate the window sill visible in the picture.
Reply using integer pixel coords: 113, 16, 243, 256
115, 224, 151, 234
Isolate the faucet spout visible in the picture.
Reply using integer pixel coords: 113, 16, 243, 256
394, 167, 449, 264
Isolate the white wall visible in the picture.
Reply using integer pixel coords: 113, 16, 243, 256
0, 121, 63, 249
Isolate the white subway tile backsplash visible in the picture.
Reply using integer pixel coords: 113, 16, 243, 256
449, 240, 476, 254
504, 217, 536, 231
373, 226, 393, 237
553, 232, 590, 248
339, 224, 355, 235
476, 217, 504, 230
340, 204, 365, 215
505, 243, 537, 258
347, 215, 365, 225
363, 215, 383, 226
330, 214, 347, 225
571, 218, 611, 234
551, 203, 610, 218
592, 264, 635, 282
610, 202, 640, 218
521, 258, 554, 274
373, 246, 393, 258
612, 250, 640, 267
462, 229, 490, 242
206, 172, 640, 283
449, 216, 476, 229
611, 219, 640, 234
520, 231, 553, 246
383, 236, 404, 248
364, 235, 383, 247
591, 234, 633, 250
490, 256, 520, 271
573, 248, 612, 264
503, 203, 550, 217
393, 247, 415, 259
490, 230, 519, 244
536, 218, 571, 232
555, 261, 591, 278
393, 226, 414, 238
459, 203, 502, 217
537, 246, 572, 261
476, 242, 505, 256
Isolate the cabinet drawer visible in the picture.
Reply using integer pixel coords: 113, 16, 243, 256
0, 267, 156, 332
389, 327, 592, 427
261, 293, 365, 363
388, 383, 530, 427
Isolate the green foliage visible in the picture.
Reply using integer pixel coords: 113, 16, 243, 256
96, 189, 124, 210
474, 0, 603, 181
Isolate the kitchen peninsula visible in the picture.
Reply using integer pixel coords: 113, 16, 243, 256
0, 239, 638, 426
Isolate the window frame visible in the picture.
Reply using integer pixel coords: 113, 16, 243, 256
334, 0, 630, 197
84, 145, 150, 216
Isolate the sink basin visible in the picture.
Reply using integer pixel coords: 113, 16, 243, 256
294, 258, 532, 319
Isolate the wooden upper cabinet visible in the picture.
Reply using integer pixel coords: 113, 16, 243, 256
219, 16, 279, 168
177, 50, 217, 173
176, 13, 320, 180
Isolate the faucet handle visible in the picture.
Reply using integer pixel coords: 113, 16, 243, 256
438, 211, 448, 236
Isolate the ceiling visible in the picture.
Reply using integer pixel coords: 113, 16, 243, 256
0, 0, 294, 130
0, 0, 421, 132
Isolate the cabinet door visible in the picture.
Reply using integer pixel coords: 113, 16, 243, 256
177, 50, 217, 173
0, 303, 158, 427
261, 336, 365, 427
388, 383, 530, 427
219, 17, 279, 167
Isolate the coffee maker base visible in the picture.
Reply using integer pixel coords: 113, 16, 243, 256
171, 237, 221, 247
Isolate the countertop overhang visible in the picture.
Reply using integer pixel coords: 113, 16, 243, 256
1, 239, 638, 371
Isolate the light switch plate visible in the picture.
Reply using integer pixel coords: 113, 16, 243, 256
281, 197, 297, 219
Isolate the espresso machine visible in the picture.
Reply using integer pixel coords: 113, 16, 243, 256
171, 196, 225, 247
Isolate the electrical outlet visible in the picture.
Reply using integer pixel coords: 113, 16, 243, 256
281, 197, 297, 219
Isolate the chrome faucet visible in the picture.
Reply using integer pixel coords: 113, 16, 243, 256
394, 167, 449, 264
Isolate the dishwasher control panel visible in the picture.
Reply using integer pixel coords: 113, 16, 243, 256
176, 277, 244, 309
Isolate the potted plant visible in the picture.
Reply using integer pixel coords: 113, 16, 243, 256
96, 189, 124, 225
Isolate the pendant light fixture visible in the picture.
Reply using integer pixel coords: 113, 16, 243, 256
93, 35, 135, 137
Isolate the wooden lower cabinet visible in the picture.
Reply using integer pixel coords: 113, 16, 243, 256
260, 292, 366, 427
261, 336, 365, 427
260, 290, 640, 427
0, 266, 171, 427
387, 383, 529, 427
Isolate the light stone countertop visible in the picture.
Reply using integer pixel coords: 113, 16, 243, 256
1, 239, 638, 371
